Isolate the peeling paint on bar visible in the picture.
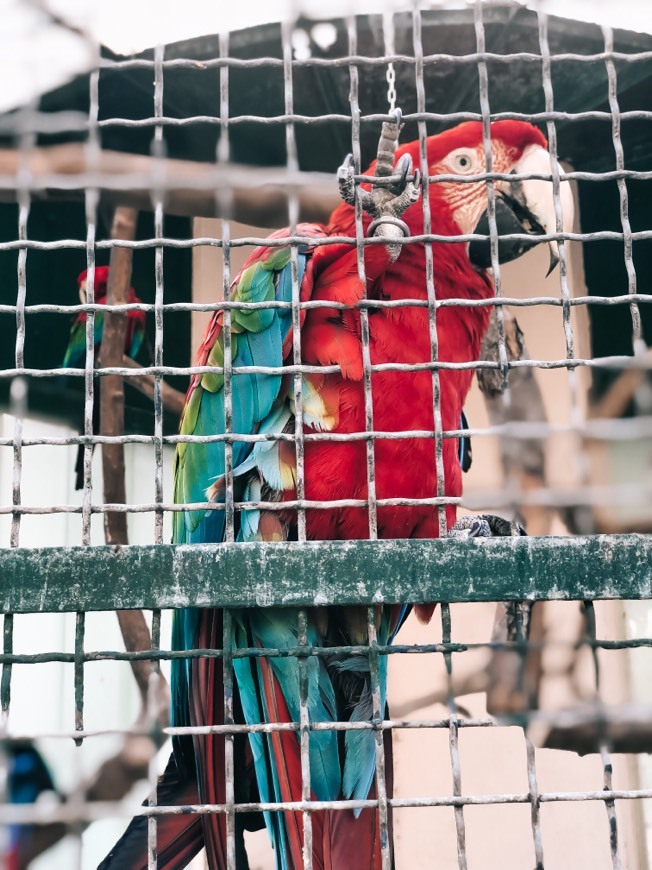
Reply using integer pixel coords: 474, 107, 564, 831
0, 535, 650, 613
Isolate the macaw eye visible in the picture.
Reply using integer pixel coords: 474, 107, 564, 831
452, 151, 476, 173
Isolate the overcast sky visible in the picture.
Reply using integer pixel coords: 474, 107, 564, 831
1, 0, 651, 113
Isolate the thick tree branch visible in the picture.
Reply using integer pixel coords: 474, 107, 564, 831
477, 309, 548, 716
99, 207, 135, 544
98, 207, 169, 714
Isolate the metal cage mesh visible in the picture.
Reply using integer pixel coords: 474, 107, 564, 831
0, 1, 651, 868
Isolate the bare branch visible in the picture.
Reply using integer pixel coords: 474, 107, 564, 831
122, 355, 186, 415
0, 144, 338, 225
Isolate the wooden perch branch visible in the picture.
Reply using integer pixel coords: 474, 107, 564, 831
0, 143, 338, 225
589, 348, 652, 419
121, 355, 186, 415
99, 206, 135, 545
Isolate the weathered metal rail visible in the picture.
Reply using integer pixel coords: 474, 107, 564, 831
0, 534, 650, 613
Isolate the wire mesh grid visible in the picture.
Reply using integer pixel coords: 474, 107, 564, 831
0, 1, 651, 868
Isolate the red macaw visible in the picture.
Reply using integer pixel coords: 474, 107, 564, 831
61, 265, 147, 489
100, 119, 572, 870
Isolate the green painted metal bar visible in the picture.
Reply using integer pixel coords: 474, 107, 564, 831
0, 535, 650, 613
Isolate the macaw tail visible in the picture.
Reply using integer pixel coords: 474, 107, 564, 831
261, 664, 394, 870
233, 612, 394, 870
173, 608, 265, 870
258, 665, 393, 870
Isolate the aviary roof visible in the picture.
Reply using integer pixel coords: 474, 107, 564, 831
7, 6, 652, 176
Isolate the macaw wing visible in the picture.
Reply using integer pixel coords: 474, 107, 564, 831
173, 226, 327, 546
126, 305, 146, 360
171, 224, 329, 754
61, 311, 104, 369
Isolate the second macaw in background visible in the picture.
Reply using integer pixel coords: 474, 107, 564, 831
100, 117, 572, 870
61, 265, 147, 489
5, 741, 57, 870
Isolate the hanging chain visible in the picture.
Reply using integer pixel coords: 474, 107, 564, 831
386, 62, 397, 114
383, 12, 397, 115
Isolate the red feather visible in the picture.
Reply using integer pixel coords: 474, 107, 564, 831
258, 653, 306, 869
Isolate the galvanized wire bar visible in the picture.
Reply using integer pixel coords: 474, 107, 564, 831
283, 23, 313, 862
80, 109, 652, 127
347, 15, 378, 540
219, 31, 235, 547
282, 17, 307, 546
5, 633, 652, 669
94, 50, 652, 71
413, 7, 447, 537
7, 352, 652, 381
74, 612, 85, 742
297, 608, 312, 870
1, 288, 652, 316
4, 480, 652, 515
217, 29, 238, 870
17, 700, 652, 741
515, 599, 545, 867
538, 8, 598, 543
9, 698, 652, 743
583, 600, 622, 869
2, 226, 652, 254
152, 42, 166, 545
148, 41, 167, 870
1, 616, 13, 718
2, 99, 34, 787
9, 119, 33, 731
441, 603, 468, 868
524, 735, 545, 869
474, 0, 511, 406
3, 783, 652, 826
83, 68, 101, 546
223, 608, 236, 870
2, 782, 652, 825
367, 607, 391, 870
602, 25, 645, 356
1, 414, 652, 449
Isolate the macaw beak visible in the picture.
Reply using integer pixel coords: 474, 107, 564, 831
469, 145, 574, 275
78, 281, 87, 304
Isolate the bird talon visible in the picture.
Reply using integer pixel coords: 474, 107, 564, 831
396, 154, 410, 192
337, 153, 357, 206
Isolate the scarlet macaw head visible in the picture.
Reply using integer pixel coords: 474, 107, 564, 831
77, 265, 110, 304
395, 120, 574, 274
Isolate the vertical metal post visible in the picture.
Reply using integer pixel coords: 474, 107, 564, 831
367, 608, 391, 870
601, 25, 645, 357
347, 15, 378, 541
441, 603, 467, 869
412, 8, 447, 538
583, 600, 621, 870
282, 18, 312, 863
217, 30, 237, 870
